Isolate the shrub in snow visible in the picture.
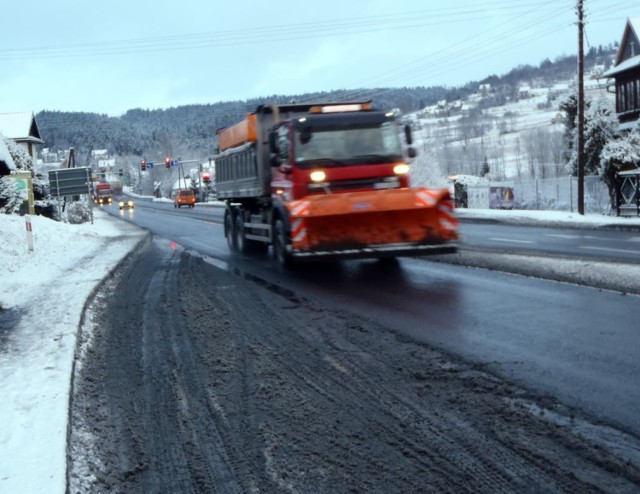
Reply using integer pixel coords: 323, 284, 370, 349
0, 176, 22, 214
410, 143, 448, 188
600, 128, 640, 206
4, 138, 33, 172
64, 201, 91, 224
35, 199, 60, 220
565, 97, 617, 177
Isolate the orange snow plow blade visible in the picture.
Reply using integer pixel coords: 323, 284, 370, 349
287, 187, 458, 260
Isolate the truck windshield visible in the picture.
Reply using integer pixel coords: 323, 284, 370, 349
295, 122, 403, 167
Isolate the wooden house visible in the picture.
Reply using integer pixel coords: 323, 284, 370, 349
0, 112, 44, 159
603, 17, 640, 131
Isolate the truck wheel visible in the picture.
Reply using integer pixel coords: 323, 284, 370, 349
235, 215, 268, 255
235, 214, 247, 254
273, 218, 294, 269
225, 208, 237, 251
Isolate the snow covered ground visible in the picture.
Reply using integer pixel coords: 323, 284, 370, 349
0, 209, 147, 493
0, 206, 639, 493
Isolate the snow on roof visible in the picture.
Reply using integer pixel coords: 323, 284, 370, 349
603, 54, 640, 77
0, 111, 39, 141
0, 132, 17, 171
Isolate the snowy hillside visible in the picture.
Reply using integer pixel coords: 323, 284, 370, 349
407, 76, 614, 184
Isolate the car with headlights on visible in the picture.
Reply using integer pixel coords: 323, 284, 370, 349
174, 189, 196, 208
118, 198, 135, 210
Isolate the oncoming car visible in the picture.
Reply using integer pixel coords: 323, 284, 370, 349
174, 189, 196, 208
119, 198, 135, 210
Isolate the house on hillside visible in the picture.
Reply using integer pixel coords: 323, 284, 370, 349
91, 149, 116, 170
602, 17, 640, 131
518, 85, 532, 99
0, 112, 44, 159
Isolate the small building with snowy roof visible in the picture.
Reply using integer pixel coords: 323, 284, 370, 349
0, 112, 44, 159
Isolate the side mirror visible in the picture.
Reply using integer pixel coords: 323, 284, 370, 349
404, 124, 413, 145
268, 131, 279, 154
407, 147, 417, 159
299, 128, 312, 144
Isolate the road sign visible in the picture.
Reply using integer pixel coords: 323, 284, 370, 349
14, 178, 28, 195
48, 167, 92, 197
148, 162, 154, 168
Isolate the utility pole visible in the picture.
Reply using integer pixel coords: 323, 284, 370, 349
577, 0, 585, 215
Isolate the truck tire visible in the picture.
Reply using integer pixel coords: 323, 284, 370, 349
235, 214, 247, 254
235, 214, 268, 255
224, 208, 237, 252
273, 218, 294, 269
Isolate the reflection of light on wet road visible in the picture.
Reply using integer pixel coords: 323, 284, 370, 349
203, 256, 228, 271
488, 237, 534, 244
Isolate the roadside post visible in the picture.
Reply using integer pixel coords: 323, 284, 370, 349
25, 215, 34, 252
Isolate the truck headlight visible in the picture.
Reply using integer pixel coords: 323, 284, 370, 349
310, 170, 326, 182
393, 163, 410, 175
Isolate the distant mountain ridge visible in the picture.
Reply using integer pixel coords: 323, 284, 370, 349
35, 44, 617, 165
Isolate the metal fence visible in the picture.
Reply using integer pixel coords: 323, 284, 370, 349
465, 176, 612, 214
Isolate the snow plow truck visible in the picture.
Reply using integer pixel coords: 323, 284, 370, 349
214, 101, 458, 268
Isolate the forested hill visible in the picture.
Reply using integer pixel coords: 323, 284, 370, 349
36, 87, 450, 162
35, 45, 616, 163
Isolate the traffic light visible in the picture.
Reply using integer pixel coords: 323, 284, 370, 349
118, 169, 123, 177
199, 164, 203, 172
165, 157, 171, 168
202, 171, 211, 182
140, 159, 147, 171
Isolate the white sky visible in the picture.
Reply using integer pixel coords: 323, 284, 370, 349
1, 0, 636, 116
1, 203, 640, 492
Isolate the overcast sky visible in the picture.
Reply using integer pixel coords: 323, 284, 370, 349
1, 0, 636, 116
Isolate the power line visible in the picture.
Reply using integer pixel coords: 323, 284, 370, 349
0, 2, 581, 60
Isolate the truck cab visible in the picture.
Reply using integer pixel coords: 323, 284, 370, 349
268, 103, 413, 201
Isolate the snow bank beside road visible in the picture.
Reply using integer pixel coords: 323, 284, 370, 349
0, 210, 147, 493
456, 208, 640, 230
438, 208, 640, 295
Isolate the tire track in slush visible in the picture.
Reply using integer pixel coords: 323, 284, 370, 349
140, 241, 243, 493
70, 244, 640, 493
182, 254, 640, 493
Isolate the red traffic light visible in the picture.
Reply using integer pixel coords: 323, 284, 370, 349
140, 159, 147, 171
165, 157, 171, 168
202, 171, 211, 182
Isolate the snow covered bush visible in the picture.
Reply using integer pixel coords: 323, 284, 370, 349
0, 176, 22, 214
565, 97, 617, 177
0, 135, 41, 215
4, 138, 32, 172
600, 128, 640, 206
410, 141, 448, 188
64, 201, 92, 224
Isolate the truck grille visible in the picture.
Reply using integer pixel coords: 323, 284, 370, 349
308, 176, 399, 192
